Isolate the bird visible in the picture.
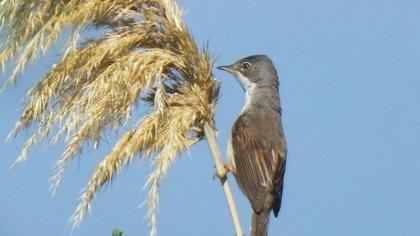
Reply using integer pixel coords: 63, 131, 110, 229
217, 55, 287, 236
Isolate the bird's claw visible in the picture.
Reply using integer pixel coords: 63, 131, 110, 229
213, 165, 230, 180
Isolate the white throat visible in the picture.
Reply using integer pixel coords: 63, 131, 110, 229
236, 73, 256, 114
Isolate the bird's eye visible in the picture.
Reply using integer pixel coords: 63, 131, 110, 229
241, 62, 251, 69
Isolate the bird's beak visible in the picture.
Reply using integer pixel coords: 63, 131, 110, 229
217, 65, 236, 74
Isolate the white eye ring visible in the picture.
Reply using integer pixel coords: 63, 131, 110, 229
241, 62, 251, 69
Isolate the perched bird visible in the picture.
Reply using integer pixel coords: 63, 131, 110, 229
218, 55, 287, 236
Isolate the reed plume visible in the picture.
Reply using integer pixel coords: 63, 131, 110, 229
1, 1, 225, 235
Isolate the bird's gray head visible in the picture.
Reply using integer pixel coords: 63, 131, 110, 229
217, 54, 279, 91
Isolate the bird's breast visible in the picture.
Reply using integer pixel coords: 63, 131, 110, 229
226, 133, 236, 172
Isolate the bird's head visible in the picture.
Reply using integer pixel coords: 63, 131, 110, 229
217, 54, 279, 91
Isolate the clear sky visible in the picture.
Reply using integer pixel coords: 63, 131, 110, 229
1, 0, 420, 235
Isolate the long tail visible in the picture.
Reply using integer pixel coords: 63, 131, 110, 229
250, 209, 270, 236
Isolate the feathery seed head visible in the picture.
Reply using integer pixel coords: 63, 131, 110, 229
1, 1, 219, 236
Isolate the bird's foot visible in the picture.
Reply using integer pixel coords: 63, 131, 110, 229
213, 165, 230, 180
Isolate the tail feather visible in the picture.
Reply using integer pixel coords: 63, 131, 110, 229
251, 210, 270, 236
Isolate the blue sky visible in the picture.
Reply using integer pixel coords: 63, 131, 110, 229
1, 0, 420, 235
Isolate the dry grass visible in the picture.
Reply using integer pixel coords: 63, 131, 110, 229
1, 1, 219, 235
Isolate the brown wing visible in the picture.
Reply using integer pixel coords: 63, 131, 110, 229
231, 114, 286, 215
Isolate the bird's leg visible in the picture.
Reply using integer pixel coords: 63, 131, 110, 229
213, 165, 231, 180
